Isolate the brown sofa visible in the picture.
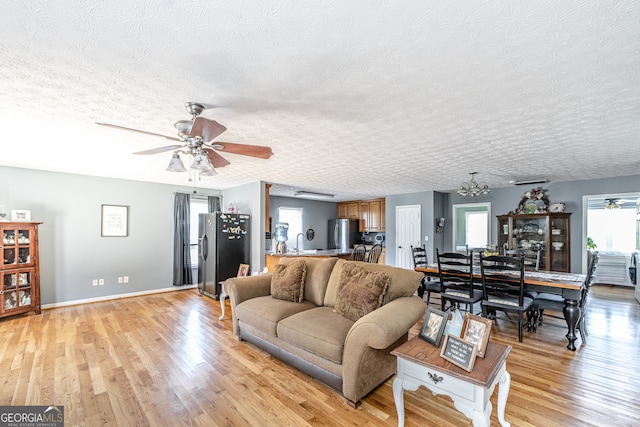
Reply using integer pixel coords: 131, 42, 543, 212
225, 257, 425, 407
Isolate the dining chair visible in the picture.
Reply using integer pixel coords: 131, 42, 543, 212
351, 245, 367, 262
479, 253, 532, 342
367, 244, 383, 263
531, 252, 600, 343
411, 244, 440, 305
505, 248, 541, 271
436, 249, 481, 313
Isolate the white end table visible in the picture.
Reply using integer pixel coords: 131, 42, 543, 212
218, 281, 227, 320
391, 337, 511, 427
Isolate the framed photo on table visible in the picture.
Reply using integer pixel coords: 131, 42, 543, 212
419, 308, 449, 347
237, 264, 250, 277
461, 313, 492, 358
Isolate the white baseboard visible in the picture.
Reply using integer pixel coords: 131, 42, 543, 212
41, 284, 198, 310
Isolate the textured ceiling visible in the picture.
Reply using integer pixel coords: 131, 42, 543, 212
1, 1, 639, 201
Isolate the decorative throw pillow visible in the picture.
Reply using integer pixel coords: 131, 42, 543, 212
271, 260, 307, 302
334, 263, 390, 322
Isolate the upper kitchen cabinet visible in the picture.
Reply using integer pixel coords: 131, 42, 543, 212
338, 198, 385, 232
359, 199, 385, 232
337, 202, 359, 219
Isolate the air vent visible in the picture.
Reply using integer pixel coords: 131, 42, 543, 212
509, 179, 549, 186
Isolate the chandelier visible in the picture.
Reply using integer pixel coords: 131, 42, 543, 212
457, 172, 491, 197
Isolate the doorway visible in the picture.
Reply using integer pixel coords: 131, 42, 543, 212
583, 193, 639, 285
452, 203, 491, 252
395, 205, 421, 269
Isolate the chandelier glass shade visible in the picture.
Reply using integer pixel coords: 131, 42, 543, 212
457, 172, 491, 197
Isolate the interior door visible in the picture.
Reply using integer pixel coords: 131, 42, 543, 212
395, 205, 421, 269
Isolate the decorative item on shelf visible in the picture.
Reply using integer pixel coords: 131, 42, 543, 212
516, 187, 549, 214
0, 205, 7, 221
549, 202, 566, 213
11, 210, 31, 221
456, 172, 491, 197
419, 308, 449, 347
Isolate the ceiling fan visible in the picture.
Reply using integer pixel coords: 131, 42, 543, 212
96, 102, 273, 173
604, 198, 638, 210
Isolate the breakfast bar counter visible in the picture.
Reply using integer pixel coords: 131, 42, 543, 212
265, 250, 353, 272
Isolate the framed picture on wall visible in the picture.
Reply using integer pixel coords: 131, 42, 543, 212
101, 204, 129, 237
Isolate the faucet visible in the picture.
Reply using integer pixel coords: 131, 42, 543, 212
295, 233, 305, 253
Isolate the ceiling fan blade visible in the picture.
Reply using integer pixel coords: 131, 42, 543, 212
133, 145, 182, 155
211, 141, 273, 159
206, 149, 231, 168
191, 117, 227, 142
96, 122, 182, 142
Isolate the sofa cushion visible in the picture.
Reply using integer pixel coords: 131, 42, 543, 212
236, 296, 317, 336
271, 260, 307, 302
334, 263, 390, 322
277, 307, 354, 364
324, 259, 423, 307
278, 257, 338, 306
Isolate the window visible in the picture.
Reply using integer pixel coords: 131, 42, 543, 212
190, 198, 209, 267
453, 203, 491, 250
278, 207, 303, 251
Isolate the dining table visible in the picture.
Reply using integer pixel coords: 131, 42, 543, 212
415, 264, 587, 351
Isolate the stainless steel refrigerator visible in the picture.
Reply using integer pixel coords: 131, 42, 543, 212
198, 212, 251, 300
328, 218, 360, 251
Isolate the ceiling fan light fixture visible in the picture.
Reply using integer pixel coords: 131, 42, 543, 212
166, 153, 187, 172
605, 199, 621, 210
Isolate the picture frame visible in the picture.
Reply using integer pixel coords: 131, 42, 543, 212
419, 308, 449, 347
237, 264, 250, 277
461, 313, 492, 358
440, 333, 478, 372
11, 210, 31, 222
101, 204, 129, 237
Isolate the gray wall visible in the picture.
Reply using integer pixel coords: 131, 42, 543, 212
269, 196, 338, 250
386, 174, 640, 273
0, 166, 221, 305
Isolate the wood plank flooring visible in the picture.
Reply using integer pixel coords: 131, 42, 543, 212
0, 285, 638, 426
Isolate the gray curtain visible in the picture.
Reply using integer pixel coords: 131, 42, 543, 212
208, 196, 221, 213
173, 193, 192, 286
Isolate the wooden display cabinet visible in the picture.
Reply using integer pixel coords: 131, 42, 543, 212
1, 222, 41, 318
497, 213, 571, 272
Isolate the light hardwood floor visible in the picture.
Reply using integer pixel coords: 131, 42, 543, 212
1, 285, 638, 426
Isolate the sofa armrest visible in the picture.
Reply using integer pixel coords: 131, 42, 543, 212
341, 295, 425, 403
225, 274, 273, 336
345, 295, 425, 351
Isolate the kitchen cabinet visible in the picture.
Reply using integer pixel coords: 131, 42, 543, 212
1, 222, 41, 318
337, 202, 359, 219
359, 199, 385, 232
497, 213, 571, 272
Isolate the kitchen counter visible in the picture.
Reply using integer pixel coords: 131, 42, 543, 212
265, 250, 353, 272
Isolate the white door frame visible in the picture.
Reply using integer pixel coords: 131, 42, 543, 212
395, 204, 422, 269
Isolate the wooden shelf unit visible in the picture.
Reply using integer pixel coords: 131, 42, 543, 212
1, 222, 42, 318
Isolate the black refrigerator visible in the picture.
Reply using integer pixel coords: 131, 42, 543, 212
198, 212, 251, 300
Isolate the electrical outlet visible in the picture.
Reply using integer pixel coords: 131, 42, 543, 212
92, 279, 98, 287
99, 279, 105, 286
118, 277, 123, 283
123, 276, 129, 283
424, 235, 429, 242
